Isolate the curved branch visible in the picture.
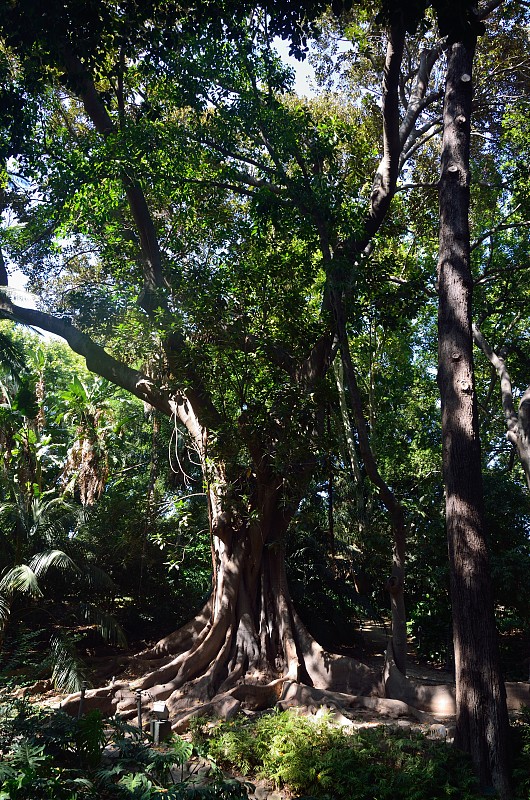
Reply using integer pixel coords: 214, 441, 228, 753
336, 22, 406, 266
367, 23, 407, 235
399, 42, 444, 150
0, 297, 207, 450
473, 323, 530, 490
62, 49, 163, 305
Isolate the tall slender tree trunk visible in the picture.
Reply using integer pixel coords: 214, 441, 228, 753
473, 324, 530, 491
437, 37, 511, 798
334, 302, 407, 675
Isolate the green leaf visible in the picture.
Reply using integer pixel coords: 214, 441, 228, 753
28, 549, 80, 578
0, 564, 42, 599
49, 633, 89, 692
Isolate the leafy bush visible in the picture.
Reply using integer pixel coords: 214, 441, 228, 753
512, 707, 530, 799
0, 625, 45, 688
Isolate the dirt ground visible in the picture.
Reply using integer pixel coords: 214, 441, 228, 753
19, 621, 458, 731
359, 621, 454, 685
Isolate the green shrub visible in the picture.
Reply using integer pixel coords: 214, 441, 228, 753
512, 707, 530, 800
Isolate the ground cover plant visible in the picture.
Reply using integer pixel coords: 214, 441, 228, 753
1, 694, 530, 799
192, 709, 530, 800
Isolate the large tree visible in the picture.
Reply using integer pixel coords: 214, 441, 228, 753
436, 2, 515, 793
1, 7, 528, 785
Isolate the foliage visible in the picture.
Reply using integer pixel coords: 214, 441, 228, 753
0, 9, 529, 798
512, 707, 530, 800
0, 625, 45, 689
0, 493, 126, 691
0, 694, 245, 800
193, 710, 484, 799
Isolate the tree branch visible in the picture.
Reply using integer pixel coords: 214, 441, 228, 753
473, 323, 530, 490
61, 48, 164, 308
400, 123, 443, 167
368, 23, 407, 233
337, 22, 407, 262
60, 48, 224, 431
0, 296, 209, 447
399, 42, 444, 150
470, 218, 530, 252
477, 0, 504, 20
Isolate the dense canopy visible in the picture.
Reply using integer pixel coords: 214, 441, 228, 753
1, 1, 530, 797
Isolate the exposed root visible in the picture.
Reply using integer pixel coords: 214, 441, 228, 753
383, 641, 456, 716
137, 603, 212, 659
278, 680, 434, 724
293, 609, 381, 695
57, 614, 530, 728
506, 681, 530, 711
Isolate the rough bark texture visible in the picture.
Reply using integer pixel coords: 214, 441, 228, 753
60, 473, 383, 727
437, 39, 511, 798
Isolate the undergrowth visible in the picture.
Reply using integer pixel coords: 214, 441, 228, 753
1, 697, 530, 799
191, 709, 530, 800
0, 693, 246, 799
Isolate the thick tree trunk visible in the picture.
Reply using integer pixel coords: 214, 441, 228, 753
102, 472, 380, 726
437, 38, 511, 798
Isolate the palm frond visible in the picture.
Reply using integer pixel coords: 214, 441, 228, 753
0, 330, 26, 379
0, 565, 42, 599
0, 500, 17, 526
81, 563, 116, 595
49, 633, 89, 692
26, 497, 79, 548
78, 603, 127, 648
28, 549, 80, 579
0, 592, 11, 630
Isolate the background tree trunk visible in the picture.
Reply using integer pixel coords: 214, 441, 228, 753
437, 37, 511, 798
473, 324, 530, 491
334, 304, 407, 675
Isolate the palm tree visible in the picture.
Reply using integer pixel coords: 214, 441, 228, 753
0, 332, 127, 691
59, 376, 121, 506
0, 492, 126, 692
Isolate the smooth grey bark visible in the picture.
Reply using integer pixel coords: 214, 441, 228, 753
333, 358, 366, 534
473, 324, 530, 491
437, 37, 511, 798
334, 303, 407, 676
